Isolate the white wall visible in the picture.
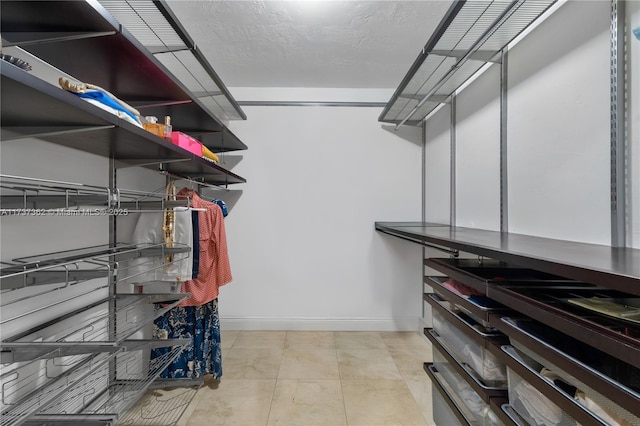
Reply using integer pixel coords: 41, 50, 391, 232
424, 0, 620, 246
222, 105, 423, 330
507, 0, 611, 244
456, 65, 501, 231
424, 105, 451, 224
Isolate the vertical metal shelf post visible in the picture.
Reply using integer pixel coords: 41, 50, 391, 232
610, 0, 627, 247
450, 96, 457, 228
500, 48, 509, 234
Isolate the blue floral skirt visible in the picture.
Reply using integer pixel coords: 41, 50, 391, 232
151, 298, 222, 379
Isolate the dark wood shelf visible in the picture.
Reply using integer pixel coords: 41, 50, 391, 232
1, 64, 245, 185
376, 222, 640, 296
0, 0, 247, 153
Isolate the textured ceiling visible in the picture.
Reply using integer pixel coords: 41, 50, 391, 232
166, 1, 453, 89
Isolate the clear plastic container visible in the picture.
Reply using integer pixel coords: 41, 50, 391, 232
508, 367, 577, 426
434, 347, 505, 425
510, 340, 640, 426
432, 309, 507, 385
432, 383, 464, 426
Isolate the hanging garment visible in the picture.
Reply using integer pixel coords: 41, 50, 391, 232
128, 207, 193, 284
211, 198, 228, 217
191, 210, 200, 279
177, 189, 232, 307
151, 298, 222, 379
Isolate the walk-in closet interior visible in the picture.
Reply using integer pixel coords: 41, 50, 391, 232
1, 0, 639, 425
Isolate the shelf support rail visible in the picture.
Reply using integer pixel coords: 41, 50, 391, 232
0, 125, 116, 142
610, 0, 627, 247
395, 0, 523, 129
1, 31, 118, 48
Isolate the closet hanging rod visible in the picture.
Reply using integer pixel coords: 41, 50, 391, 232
159, 171, 230, 192
377, 229, 459, 257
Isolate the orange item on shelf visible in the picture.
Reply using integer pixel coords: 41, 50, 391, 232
144, 122, 168, 138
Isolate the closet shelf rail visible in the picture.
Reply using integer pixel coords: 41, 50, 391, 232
1, 293, 191, 363
0, 243, 190, 290
379, 0, 558, 127
0, 174, 191, 212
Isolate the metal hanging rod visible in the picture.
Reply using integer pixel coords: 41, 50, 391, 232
377, 229, 459, 257
160, 171, 230, 192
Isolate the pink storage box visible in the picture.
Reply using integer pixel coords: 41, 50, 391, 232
170, 132, 203, 156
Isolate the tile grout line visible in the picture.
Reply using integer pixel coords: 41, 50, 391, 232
334, 331, 351, 426
264, 331, 288, 425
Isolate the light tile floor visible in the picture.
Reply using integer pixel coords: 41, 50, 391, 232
176, 330, 436, 426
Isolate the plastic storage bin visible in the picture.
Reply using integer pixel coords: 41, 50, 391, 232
505, 347, 577, 426
508, 368, 577, 426
170, 132, 203, 156
433, 347, 505, 425
509, 339, 640, 426
432, 309, 507, 385
432, 378, 466, 426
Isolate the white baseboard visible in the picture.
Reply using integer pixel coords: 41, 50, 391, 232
219, 316, 422, 331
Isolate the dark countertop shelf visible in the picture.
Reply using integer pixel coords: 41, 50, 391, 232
1, 64, 245, 185
375, 221, 640, 295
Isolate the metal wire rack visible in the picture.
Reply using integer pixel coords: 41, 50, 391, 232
116, 382, 201, 425
379, 0, 558, 126
0, 242, 190, 292
1, 342, 188, 426
0, 174, 191, 212
1, 292, 190, 364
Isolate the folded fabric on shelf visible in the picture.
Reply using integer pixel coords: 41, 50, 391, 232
513, 379, 562, 425
59, 76, 142, 125
76, 90, 141, 124
462, 343, 507, 382
442, 278, 484, 297
567, 297, 640, 324
80, 97, 143, 128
